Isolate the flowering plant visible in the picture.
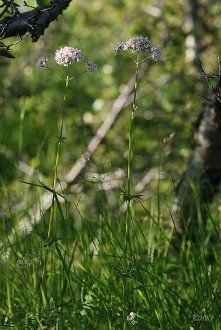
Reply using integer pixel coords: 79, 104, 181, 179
113, 36, 160, 61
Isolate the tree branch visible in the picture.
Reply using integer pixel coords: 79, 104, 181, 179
0, 0, 72, 42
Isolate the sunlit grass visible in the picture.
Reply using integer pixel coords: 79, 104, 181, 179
0, 190, 221, 329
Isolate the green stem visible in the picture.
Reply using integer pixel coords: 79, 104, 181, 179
47, 74, 69, 239
125, 54, 140, 258
46, 66, 66, 80
122, 55, 140, 326
40, 72, 70, 309
124, 54, 140, 261
127, 53, 139, 198
122, 277, 127, 330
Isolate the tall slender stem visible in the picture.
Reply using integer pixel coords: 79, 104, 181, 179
124, 54, 140, 265
40, 72, 69, 310
127, 53, 139, 199
47, 74, 69, 239
123, 55, 140, 325
125, 54, 140, 258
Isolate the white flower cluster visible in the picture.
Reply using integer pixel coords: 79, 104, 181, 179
113, 36, 161, 61
127, 312, 138, 326
36, 56, 48, 68
17, 251, 39, 269
55, 46, 84, 66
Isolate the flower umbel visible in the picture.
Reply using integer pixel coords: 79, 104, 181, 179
36, 56, 48, 68
55, 46, 84, 66
113, 42, 126, 55
150, 46, 161, 61
17, 251, 39, 269
86, 61, 98, 72
113, 36, 160, 61
127, 312, 138, 325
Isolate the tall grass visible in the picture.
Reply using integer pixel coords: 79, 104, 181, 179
1, 192, 221, 329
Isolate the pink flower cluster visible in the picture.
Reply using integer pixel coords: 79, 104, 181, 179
113, 36, 160, 61
55, 46, 84, 66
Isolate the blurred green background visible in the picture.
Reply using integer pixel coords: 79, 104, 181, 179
1, 0, 221, 227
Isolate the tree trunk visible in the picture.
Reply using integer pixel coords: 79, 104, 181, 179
173, 82, 221, 240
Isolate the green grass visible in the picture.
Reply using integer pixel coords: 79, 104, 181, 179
0, 188, 221, 329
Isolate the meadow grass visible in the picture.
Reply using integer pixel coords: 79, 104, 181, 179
1, 187, 221, 329
1, 41, 221, 330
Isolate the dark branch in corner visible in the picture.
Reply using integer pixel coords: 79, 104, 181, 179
0, 0, 72, 42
